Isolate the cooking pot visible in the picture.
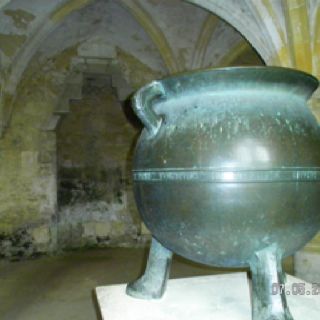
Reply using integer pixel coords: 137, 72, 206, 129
126, 67, 320, 320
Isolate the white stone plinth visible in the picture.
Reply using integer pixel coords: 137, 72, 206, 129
96, 273, 320, 320
295, 251, 320, 283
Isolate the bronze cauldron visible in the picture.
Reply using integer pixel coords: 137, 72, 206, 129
126, 67, 320, 320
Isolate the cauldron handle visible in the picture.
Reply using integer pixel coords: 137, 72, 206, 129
132, 80, 165, 136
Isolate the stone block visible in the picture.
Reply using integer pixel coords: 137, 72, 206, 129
21, 151, 38, 173
110, 221, 126, 237
96, 273, 320, 320
140, 222, 151, 235
78, 38, 116, 59
42, 114, 61, 131
31, 225, 50, 245
95, 222, 112, 238
295, 250, 320, 283
83, 221, 97, 238
83, 221, 112, 239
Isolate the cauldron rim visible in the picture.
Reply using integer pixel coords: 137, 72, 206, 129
161, 66, 318, 84
154, 66, 319, 100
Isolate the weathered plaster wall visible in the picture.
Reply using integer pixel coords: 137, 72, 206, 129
0, 58, 59, 258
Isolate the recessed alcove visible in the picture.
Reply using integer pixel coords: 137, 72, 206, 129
56, 74, 141, 248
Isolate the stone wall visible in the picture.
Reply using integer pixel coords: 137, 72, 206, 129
0, 59, 59, 258
56, 77, 141, 248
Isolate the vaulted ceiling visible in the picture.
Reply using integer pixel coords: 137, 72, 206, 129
0, 0, 262, 94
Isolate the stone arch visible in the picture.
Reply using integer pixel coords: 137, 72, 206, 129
191, 14, 219, 69
0, 0, 265, 137
39, 54, 135, 231
187, 0, 275, 64
119, 0, 180, 73
4, 0, 93, 93
0, 0, 95, 136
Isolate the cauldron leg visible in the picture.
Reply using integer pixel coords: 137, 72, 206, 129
249, 244, 294, 320
126, 237, 173, 299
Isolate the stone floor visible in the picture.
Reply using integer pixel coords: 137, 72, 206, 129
0, 248, 293, 320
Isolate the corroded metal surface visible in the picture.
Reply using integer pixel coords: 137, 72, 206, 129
127, 67, 320, 320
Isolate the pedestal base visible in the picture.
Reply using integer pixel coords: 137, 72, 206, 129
96, 273, 320, 320
295, 251, 320, 283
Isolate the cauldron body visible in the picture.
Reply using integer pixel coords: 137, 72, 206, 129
132, 67, 320, 267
